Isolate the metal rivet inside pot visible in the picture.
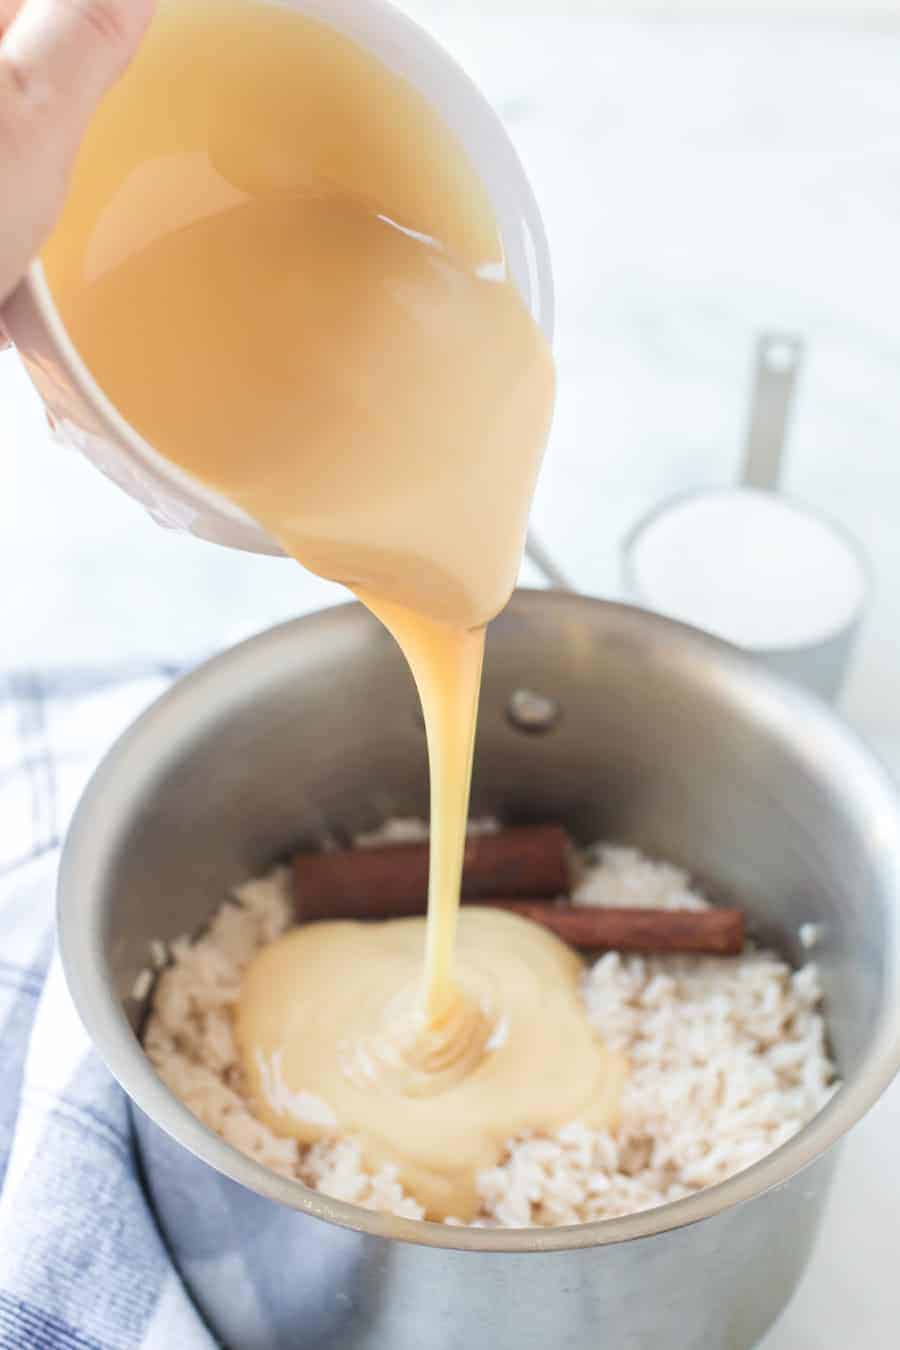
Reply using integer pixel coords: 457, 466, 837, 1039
506, 688, 560, 733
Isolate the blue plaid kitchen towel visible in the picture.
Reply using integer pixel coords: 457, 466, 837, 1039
0, 667, 217, 1349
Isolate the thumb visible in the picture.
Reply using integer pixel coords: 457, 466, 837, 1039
0, 0, 155, 304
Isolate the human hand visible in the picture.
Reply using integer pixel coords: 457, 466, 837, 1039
0, 0, 155, 310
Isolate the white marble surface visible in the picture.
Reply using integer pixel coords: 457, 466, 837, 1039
3, 8, 900, 1344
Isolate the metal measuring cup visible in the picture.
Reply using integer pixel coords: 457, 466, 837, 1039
619, 335, 871, 704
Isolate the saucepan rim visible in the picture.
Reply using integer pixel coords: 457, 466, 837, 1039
58, 592, 900, 1253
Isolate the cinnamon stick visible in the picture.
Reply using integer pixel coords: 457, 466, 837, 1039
293, 824, 571, 923
486, 902, 745, 956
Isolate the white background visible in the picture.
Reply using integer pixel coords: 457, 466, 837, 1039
2, 3, 900, 1343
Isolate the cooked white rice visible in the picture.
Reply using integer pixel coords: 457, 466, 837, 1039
142, 840, 837, 1227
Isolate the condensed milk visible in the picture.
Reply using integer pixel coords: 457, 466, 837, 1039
42, 0, 624, 1219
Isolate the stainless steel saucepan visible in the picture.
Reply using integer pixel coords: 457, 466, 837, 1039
58, 591, 900, 1350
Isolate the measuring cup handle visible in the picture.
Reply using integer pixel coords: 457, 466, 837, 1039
742, 333, 805, 493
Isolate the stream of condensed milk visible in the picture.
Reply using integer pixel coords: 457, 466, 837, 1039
42, 0, 624, 1220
